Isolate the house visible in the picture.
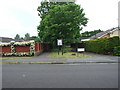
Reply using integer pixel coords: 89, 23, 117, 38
0, 37, 23, 43
81, 27, 120, 41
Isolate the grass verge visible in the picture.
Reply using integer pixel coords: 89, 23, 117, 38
48, 52, 91, 59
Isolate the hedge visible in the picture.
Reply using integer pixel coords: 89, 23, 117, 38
84, 36, 120, 55
0, 52, 34, 57
113, 46, 120, 56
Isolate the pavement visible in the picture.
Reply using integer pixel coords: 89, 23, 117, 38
1, 52, 119, 64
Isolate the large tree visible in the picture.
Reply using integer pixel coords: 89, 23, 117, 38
37, 1, 88, 46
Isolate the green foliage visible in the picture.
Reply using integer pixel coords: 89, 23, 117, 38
0, 53, 13, 56
63, 48, 72, 53
14, 52, 33, 56
37, 1, 88, 46
0, 43, 11, 47
14, 33, 39, 41
0, 52, 33, 57
81, 29, 103, 38
20, 37, 24, 40
11, 45, 15, 53
48, 52, 91, 59
29, 36, 37, 40
52, 47, 72, 53
113, 46, 120, 56
37, 1, 70, 19
85, 36, 120, 55
34, 37, 42, 42
24, 33, 30, 40
14, 34, 21, 40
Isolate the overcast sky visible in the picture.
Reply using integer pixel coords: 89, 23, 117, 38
0, 0, 119, 38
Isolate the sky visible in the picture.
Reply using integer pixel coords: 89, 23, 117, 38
0, 0, 119, 38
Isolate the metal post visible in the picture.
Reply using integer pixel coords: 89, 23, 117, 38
58, 46, 59, 55
62, 45, 63, 55
77, 43, 78, 57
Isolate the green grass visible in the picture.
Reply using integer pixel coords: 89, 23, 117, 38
48, 52, 91, 59
0, 57, 33, 59
52, 48, 72, 53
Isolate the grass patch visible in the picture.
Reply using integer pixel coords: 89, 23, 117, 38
48, 52, 91, 59
52, 48, 72, 53
0, 57, 33, 59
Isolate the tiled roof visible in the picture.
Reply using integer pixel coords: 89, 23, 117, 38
88, 27, 118, 39
0, 37, 22, 42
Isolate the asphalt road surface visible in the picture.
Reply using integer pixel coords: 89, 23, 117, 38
2, 63, 118, 88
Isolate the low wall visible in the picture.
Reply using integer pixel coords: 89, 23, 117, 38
34, 43, 44, 56
0, 41, 45, 56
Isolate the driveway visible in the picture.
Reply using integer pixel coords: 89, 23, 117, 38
2, 52, 119, 63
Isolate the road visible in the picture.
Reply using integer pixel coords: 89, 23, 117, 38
2, 63, 118, 88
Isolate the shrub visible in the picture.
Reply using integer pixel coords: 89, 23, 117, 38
113, 46, 120, 56
84, 36, 120, 55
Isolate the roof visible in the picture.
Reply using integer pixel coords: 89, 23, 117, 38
88, 27, 119, 39
0, 37, 23, 43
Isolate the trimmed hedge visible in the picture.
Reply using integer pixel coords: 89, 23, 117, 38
84, 36, 120, 55
113, 46, 120, 56
0, 52, 34, 57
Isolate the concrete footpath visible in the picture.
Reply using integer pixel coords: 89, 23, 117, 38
1, 52, 119, 64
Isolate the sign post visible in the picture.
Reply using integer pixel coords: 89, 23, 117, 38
57, 39, 63, 55
77, 48, 85, 57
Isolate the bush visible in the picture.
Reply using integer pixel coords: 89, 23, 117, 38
0, 52, 33, 57
84, 36, 120, 55
113, 46, 120, 56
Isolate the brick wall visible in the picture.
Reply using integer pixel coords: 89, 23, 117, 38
0, 46, 11, 53
15, 46, 30, 53
34, 43, 45, 56
0, 42, 45, 56
35, 43, 40, 52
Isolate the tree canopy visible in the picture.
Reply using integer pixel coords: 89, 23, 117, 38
14, 34, 21, 40
24, 33, 30, 40
37, 1, 88, 46
14, 33, 39, 42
